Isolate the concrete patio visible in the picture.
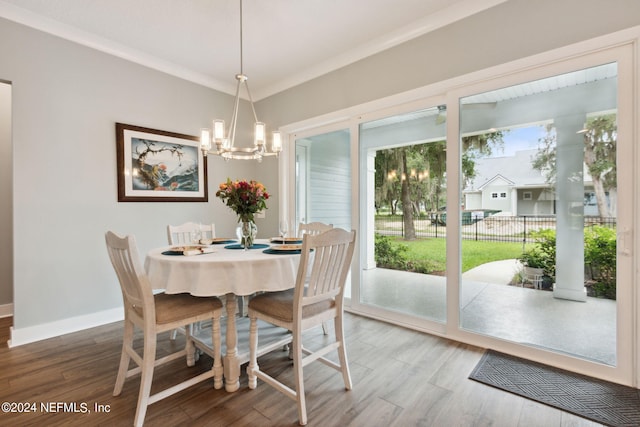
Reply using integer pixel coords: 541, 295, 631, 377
360, 261, 616, 366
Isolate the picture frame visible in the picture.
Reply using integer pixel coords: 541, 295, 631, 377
116, 123, 208, 202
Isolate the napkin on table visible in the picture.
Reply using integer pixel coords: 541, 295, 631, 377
183, 247, 214, 256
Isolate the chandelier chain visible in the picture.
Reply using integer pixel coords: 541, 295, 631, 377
199, 0, 282, 160
239, 0, 243, 76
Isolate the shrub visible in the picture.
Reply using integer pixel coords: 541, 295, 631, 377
584, 226, 616, 299
518, 226, 617, 299
518, 229, 556, 280
374, 234, 443, 274
518, 247, 546, 269
529, 229, 557, 278
374, 233, 409, 270
407, 259, 442, 275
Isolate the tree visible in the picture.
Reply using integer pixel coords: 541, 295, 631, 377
397, 148, 417, 239
375, 149, 402, 215
420, 141, 446, 212
461, 131, 506, 189
374, 130, 505, 240
531, 124, 556, 184
583, 114, 617, 218
533, 114, 617, 218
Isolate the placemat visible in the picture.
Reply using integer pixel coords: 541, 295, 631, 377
270, 238, 303, 244
210, 239, 236, 244
224, 243, 270, 250
263, 248, 301, 255
469, 349, 640, 427
162, 250, 184, 256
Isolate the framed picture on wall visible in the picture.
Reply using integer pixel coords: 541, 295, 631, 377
116, 123, 208, 202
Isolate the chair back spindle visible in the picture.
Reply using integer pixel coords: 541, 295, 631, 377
105, 231, 152, 314
297, 222, 333, 237
167, 222, 216, 245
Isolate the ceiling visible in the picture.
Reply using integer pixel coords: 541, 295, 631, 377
0, 0, 507, 100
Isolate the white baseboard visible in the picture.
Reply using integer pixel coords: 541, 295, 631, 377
0, 303, 13, 318
8, 307, 124, 348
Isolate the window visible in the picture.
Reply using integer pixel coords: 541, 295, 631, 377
523, 191, 532, 200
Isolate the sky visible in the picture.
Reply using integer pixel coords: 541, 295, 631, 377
491, 125, 547, 158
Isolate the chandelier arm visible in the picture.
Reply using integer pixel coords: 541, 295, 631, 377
244, 80, 260, 123
228, 77, 244, 149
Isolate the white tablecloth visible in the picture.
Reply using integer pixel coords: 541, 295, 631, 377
144, 240, 300, 296
145, 239, 302, 392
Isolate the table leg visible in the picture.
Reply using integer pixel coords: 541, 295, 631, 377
223, 293, 240, 392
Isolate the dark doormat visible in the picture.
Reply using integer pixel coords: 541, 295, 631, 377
469, 350, 640, 427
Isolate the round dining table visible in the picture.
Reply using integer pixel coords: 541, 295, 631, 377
144, 239, 301, 392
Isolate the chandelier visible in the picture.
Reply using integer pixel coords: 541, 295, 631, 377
200, 0, 282, 160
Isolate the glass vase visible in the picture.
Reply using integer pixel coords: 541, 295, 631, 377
236, 220, 257, 249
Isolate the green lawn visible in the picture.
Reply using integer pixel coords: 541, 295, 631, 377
389, 237, 525, 272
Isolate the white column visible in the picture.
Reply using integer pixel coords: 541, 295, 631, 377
553, 115, 586, 302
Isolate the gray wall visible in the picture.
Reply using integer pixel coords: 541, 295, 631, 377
257, 0, 640, 126
0, 82, 11, 309
1, 18, 280, 338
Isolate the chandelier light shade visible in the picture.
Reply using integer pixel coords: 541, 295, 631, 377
200, 0, 282, 161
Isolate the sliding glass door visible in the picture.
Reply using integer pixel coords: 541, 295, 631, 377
353, 49, 632, 383
357, 106, 448, 327
286, 42, 634, 385
458, 62, 626, 367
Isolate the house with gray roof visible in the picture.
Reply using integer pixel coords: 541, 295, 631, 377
463, 149, 597, 216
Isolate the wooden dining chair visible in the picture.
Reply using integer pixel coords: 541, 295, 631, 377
297, 222, 334, 334
167, 221, 252, 318
167, 222, 216, 339
167, 221, 249, 319
167, 222, 216, 245
105, 231, 223, 427
247, 228, 356, 426
297, 221, 333, 237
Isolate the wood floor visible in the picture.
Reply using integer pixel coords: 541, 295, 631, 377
0, 314, 601, 426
